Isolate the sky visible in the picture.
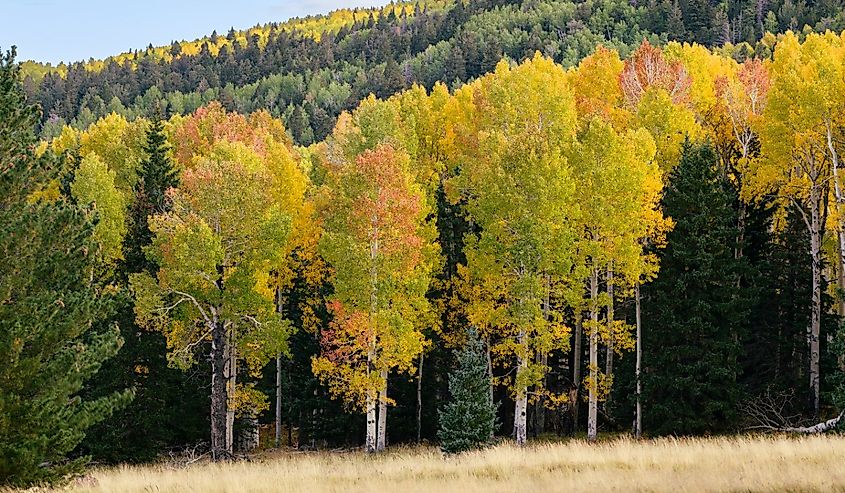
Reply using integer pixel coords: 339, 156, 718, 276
4, 0, 384, 64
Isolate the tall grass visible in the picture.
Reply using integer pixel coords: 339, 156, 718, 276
47, 435, 845, 492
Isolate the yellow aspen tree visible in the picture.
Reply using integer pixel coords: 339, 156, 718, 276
70, 152, 128, 264
316, 87, 446, 451
798, 33, 845, 317
568, 119, 665, 441
446, 54, 577, 446
313, 144, 437, 453
571, 44, 671, 436
78, 113, 149, 197
131, 145, 293, 460
744, 32, 835, 417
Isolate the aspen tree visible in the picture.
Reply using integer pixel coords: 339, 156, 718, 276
447, 55, 578, 445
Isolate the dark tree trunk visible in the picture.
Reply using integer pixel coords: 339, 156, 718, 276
210, 318, 229, 461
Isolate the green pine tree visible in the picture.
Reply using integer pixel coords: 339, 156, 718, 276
667, 0, 687, 40
642, 142, 751, 436
0, 46, 131, 487
438, 330, 497, 454
741, 208, 816, 410
123, 117, 179, 275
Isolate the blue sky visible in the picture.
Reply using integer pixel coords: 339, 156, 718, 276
4, 0, 384, 64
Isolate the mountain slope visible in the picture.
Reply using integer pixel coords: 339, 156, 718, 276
23, 0, 845, 145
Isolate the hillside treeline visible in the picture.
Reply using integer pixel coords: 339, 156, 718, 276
21, 0, 845, 146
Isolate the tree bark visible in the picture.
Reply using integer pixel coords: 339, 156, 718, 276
635, 282, 642, 440
416, 353, 423, 444
572, 312, 583, 434
238, 417, 259, 452
588, 268, 599, 442
365, 347, 377, 453
377, 369, 388, 452
210, 316, 229, 461
826, 124, 845, 317
514, 350, 528, 446
225, 330, 237, 455
275, 354, 283, 448
809, 190, 822, 418
275, 287, 284, 448
838, 230, 845, 317
605, 265, 614, 405
486, 338, 494, 439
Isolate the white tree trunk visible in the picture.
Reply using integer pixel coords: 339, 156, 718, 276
416, 354, 423, 443
838, 230, 845, 317
588, 268, 599, 442
635, 282, 642, 439
225, 330, 237, 455
365, 391, 377, 453
275, 287, 284, 448
377, 369, 388, 452
275, 354, 282, 448
366, 216, 380, 453
827, 122, 845, 256
573, 312, 582, 433
827, 124, 845, 317
514, 350, 528, 446
809, 193, 822, 418
365, 346, 377, 453
785, 411, 845, 433
238, 417, 260, 452
793, 180, 824, 419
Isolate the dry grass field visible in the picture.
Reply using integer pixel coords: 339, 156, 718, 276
39, 435, 845, 493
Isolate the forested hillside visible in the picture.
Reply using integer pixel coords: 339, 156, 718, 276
22, 0, 845, 145
5, 0, 845, 488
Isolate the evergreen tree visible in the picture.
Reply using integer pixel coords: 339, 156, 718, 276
642, 142, 751, 435
741, 209, 810, 402
438, 330, 497, 454
682, 0, 715, 44
287, 105, 313, 147
667, 0, 687, 40
123, 117, 179, 275
742, 207, 839, 416
0, 47, 131, 486
380, 58, 405, 99
443, 47, 467, 85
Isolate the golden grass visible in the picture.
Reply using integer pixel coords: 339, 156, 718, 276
49, 435, 845, 492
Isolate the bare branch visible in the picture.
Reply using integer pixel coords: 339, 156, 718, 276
171, 290, 213, 326
741, 390, 843, 434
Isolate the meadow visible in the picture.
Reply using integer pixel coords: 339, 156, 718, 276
38, 435, 845, 493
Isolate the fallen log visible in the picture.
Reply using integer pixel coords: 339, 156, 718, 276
783, 410, 845, 434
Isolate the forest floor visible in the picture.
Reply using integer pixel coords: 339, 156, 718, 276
41, 434, 845, 492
